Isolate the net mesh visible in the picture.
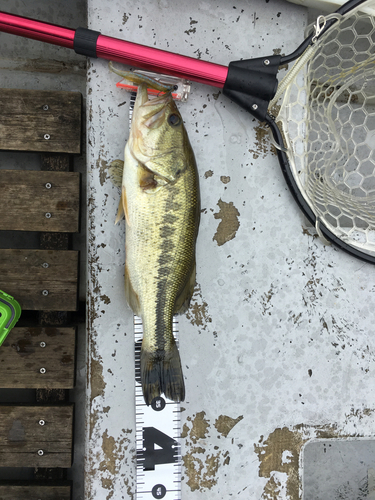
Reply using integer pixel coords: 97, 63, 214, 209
275, 5, 375, 257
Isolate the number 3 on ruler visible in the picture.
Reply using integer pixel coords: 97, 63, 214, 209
141, 427, 179, 471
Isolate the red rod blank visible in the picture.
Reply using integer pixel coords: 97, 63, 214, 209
96, 35, 228, 88
0, 11, 75, 48
0, 11, 228, 88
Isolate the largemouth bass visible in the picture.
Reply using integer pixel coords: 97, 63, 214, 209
110, 66, 200, 405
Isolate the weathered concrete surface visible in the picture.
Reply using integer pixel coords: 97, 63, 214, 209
85, 1, 375, 499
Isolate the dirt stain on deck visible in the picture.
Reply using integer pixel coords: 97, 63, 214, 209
90, 357, 106, 401
214, 414, 244, 438
100, 294, 111, 305
255, 427, 304, 499
220, 175, 231, 184
99, 428, 134, 500
182, 411, 243, 492
185, 284, 212, 332
100, 430, 117, 475
213, 199, 240, 246
249, 123, 270, 160
255, 409, 375, 499
248, 104, 280, 160
182, 450, 223, 492
183, 411, 210, 444
89, 355, 106, 440
98, 159, 110, 186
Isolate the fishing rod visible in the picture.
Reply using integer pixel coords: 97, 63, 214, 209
0, 2, 367, 121
0, 7, 341, 122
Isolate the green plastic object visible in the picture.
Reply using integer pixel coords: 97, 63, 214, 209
0, 290, 21, 346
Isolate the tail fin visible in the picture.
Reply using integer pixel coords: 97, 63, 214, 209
141, 342, 185, 406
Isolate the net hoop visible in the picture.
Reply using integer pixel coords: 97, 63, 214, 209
270, 0, 375, 262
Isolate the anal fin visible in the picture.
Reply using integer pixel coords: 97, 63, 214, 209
174, 260, 196, 314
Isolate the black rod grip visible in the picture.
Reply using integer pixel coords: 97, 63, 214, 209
74, 27, 100, 58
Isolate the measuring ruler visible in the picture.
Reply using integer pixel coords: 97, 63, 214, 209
134, 316, 182, 500
126, 79, 189, 499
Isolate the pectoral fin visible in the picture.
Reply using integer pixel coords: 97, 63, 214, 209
139, 165, 158, 190
110, 159, 129, 225
125, 264, 141, 315
115, 186, 130, 225
174, 260, 196, 314
115, 196, 124, 224
138, 163, 169, 192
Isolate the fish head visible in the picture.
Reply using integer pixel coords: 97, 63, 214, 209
129, 85, 191, 184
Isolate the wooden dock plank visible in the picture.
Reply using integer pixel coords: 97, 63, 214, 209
0, 249, 78, 311
0, 405, 73, 468
0, 89, 81, 154
0, 327, 76, 389
0, 170, 80, 233
0, 483, 71, 500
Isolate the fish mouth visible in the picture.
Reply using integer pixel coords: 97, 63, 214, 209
132, 85, 173, 129
142, 92, 172, 129
143, 90, 172, 105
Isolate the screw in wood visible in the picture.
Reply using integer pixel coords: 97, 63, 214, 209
39, 368, 46, 374
43, 104, 49, 111
45, 183, 52, 189
42, 290, 49, 296
40, 341, 46, 348
44, 134, 50, 140
37, 449, 44, 456
42, 262, 49, 268
44, 212, 52, 219
39, 419, 45, 426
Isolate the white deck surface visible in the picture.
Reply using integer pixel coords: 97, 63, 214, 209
85, 1, 375, 499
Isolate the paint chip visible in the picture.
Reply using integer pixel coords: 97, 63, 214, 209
182, 411, 236, 492
214, 414, 244, 437
185, 284, 212, 332
213, 199, 240, 246
220, 175, 231, 184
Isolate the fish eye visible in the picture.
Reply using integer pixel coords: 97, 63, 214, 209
168, 113, 181, 126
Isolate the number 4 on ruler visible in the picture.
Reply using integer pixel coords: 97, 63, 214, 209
140, 426, 179, 471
